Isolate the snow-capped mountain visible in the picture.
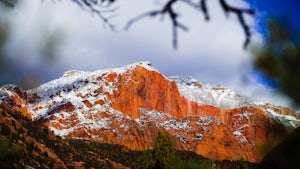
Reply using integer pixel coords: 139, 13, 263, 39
170, 76, 250, 108
0, 62, 299, 163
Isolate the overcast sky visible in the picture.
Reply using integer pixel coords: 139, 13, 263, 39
0, 0, 296, 108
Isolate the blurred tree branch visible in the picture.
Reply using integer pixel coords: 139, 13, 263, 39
219, 0, 254, 48
125, 0, 189, 49
71, 0, 255, 49
125, 0, 254, 49
0, 0, 17, 8
0, 0, 255, 48
71, 0, 118, 30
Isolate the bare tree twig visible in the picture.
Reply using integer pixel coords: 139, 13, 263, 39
200, 0, 209, 20
124, 11, 161, 31
72, 0, 117, 30
125, 0, 190, 49
181, 0, 209, 20
219, 0, 254, 48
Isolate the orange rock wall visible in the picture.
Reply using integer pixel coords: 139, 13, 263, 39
106, 66, 290, 162
0, 65, 293, 163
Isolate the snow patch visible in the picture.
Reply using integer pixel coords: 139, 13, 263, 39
170, 76, 250, 108
49, 127, 73, 137
136, 108, 191, 131
233, 111, 252, 120
0, 85, 21, 105
0, 91, 5, 104
196, 116, 221, 126
233, 131, 243, 136
266, 108, 300, 128
233, 124, 250, 145
161, 119, 190, 131
0, 85, 15, 98
175, 133, 189, 143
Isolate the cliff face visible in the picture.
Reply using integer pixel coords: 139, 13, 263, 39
1, 62, 299, 163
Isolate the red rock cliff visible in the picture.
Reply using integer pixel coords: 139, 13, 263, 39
0, 62, 298, 163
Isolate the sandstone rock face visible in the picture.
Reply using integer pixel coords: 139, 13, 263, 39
1, 62, 299, 163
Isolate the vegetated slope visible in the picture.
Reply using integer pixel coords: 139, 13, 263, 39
0, 104, 262, 169
0, 104, 132, 169
0, 62, 299, 163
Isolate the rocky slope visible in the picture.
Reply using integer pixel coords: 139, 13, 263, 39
1, 62, 299, 163
0, 101, 260, 169
0, 104, 132, 169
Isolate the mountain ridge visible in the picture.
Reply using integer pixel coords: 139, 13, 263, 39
1, 61, 299, 163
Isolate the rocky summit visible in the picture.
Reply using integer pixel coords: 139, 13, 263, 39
1, 62, 299, 163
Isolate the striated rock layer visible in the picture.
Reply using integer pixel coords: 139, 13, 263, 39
1, 62, 299, 163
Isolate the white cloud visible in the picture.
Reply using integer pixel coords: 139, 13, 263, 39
1, 0, 294, 108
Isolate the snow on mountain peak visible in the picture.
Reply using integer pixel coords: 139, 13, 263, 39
170, 76, 250, 108
25, 61, 157, 120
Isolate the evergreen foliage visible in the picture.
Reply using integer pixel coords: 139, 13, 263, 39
136, 131, 177, 169
253, 18, 300, 105
153, 131, 176, 169
0, 138, 23, 159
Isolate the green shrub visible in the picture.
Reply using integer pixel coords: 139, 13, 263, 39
136, 131, 177, 169
0, 138, 9, 159
0, 138, 23, 159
